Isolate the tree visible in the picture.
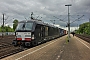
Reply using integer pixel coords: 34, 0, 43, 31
77, 22, 90, 35
13, 19, 18, 31
0, 25, 14, 32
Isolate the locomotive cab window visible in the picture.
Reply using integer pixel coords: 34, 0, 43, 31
16, 22, 33, 31
25, 23, 33, 30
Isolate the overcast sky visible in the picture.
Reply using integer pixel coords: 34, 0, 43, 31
0, 0, 90, 31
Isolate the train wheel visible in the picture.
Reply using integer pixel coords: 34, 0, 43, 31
32, 40, 38, 46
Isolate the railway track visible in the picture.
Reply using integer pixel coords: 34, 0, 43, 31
0, 46, 24, 59
0, 42, 12, 49
0, 36, 15, 49
0, 42, 28, 59
75, 34, 90, 43
0, 35, 25, 59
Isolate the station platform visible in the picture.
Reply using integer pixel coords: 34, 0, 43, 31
1, 35, 90, 60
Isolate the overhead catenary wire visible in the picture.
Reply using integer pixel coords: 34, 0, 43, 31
70, 15, 84, 24
53, 16, 67, 23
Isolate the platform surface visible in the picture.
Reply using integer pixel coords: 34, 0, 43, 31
2, 35, 90, 60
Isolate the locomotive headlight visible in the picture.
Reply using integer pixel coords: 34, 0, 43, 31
32, 34, 34, 39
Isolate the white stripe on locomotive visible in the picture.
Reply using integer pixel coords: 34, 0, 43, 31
16, 32, 31, 40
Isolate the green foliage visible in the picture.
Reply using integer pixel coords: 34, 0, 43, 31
0, 19, 19, 32
0, 27, 2, 32
76, 22, 90, 35
0, 25, 14, 32
13, 19, 18, 31
75, 30, 79, 34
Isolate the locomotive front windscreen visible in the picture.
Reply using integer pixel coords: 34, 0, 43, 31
16, 22, 33, 31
